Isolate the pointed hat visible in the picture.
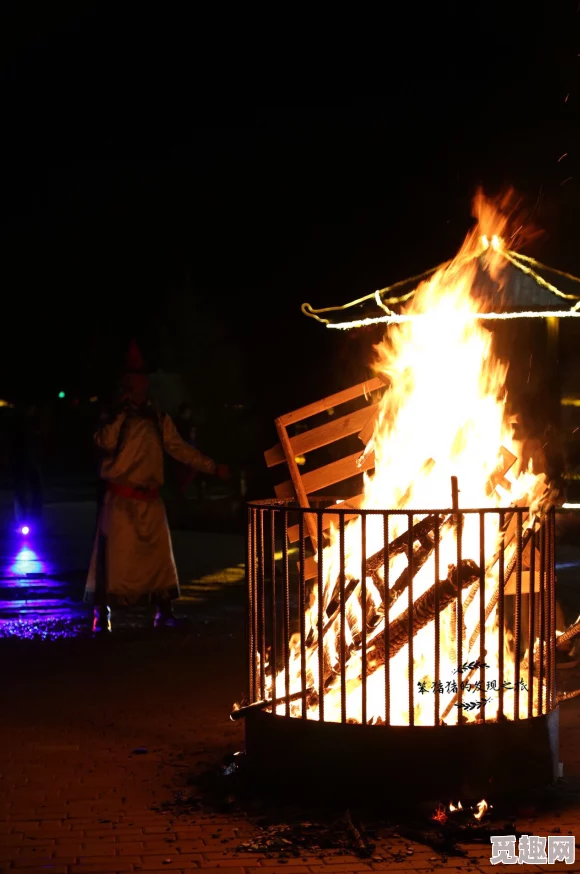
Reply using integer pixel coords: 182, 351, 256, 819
125, 339, 146, 373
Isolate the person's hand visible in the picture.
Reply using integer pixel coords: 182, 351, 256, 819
216, 463, 231, 481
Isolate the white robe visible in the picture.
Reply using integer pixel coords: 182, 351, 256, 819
84, 410, 216, 606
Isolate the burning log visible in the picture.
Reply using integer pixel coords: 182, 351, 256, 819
230, 688, 316, 721
519, 620, 580, 680
323, 514, 452, 642
364, 513, 454, 618
365, 513, 445, 580
385, 528, 446, 609
557, 689, 580, 704
367, 559, 480, 669
556, 621, 580, 650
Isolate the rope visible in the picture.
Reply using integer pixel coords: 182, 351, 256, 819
326, 309, 580, 331
301, 238, 580, 329
502, 250, 580, 302
301, 259, 454, 325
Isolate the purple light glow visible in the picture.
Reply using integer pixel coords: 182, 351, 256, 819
9, 546, 47, 577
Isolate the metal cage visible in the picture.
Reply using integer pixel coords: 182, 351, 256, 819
241, 498, 559, 800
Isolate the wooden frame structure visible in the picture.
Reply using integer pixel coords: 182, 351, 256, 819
265, 376, 387, 576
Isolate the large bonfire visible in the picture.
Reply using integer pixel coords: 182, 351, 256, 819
265, 192, 554, 727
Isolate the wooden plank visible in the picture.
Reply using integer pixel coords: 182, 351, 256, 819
327, 494, 365, 511
278, 377, 384, 427
301, 555, 319, 582
505, 570, 539, 595
287, 494, 365, 543
274, 418, 318, 547
276, 450, 375, 501
275, 478, 297, 499
359, 406, 380, 447
358, 375, 388, 445
265, 403, 380, 468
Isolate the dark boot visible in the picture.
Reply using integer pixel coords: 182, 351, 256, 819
92, 606, 111, 633
154, 599, 182, 629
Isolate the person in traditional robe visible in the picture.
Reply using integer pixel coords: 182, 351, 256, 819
85, 342, 228, 631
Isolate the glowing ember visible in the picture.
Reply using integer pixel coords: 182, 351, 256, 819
432, 803, 447, 824
265, 191, 552, 726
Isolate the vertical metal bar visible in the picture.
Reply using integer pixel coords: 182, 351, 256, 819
252, 506, 260, 702
514, 509, 523, 720
361, 512, 367, 726
317, 511, 325, 722
283, 510, 291, 717
549, 510, 556, 711
452, 478, 463, 724
247, 506, 255, 703
258, 509, 266, 700
528, 526, 536, 718
498, 511, 505, 722
544, 513, 551, 714
434, 514, 441, 726
299, 512, 307, 719
384, 513, 390, 726
408, 512, 414, 727
538, 518, 545, 715
270, 509, 277, 702
479, 511, 486, 723
340, 514, 347, 724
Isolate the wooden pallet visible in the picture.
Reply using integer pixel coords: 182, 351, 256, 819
265, 376, 387, 578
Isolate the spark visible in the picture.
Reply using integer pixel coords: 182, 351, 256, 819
558, 153, 568, 162
560, 177, 573, 186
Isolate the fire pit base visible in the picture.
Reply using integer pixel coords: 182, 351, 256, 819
245, 709, 559, 804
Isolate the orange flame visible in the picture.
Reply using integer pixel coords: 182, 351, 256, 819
474, 799, 489, 820
266, 191, 550, 726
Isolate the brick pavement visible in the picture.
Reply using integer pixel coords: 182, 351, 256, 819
3, 562, 580, 872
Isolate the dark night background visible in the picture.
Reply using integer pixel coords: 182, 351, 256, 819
0, 2, 579, 490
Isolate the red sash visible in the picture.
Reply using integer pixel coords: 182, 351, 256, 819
108, 482, 159, 502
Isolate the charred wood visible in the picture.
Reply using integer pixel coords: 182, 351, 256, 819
367, 559, 480, 669
365, 514, 443, 578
